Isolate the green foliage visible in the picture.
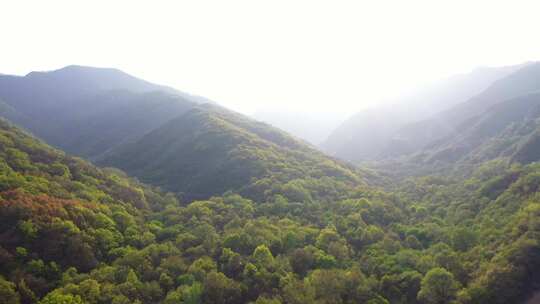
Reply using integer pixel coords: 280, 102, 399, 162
252, 245, 274, 268
0, 276, 20, 304
100, 104, 363, 201
3, 100, 540, 304
39, 291, 84, 304
417, 268, 460, 304
203, 272, 242, 304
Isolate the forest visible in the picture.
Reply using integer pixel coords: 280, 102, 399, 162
1, 64, 540, 304
1, 113, 540, 304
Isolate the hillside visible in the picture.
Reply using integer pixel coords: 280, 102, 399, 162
2, 105, 540, 303
410, 92, 540, 165
0, 118, 180, 302
384, 62, 540, 158
2, 64, 540, 304
0, 66, 201, 159
323, 64, 523, 162
100, 104, 363, 201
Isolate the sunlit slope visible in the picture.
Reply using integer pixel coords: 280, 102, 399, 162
0, 118, 177, 301
100, 104, 364, 201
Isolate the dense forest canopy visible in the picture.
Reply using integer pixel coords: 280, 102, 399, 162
98, 104, 365, 201
1, 65, 540, 304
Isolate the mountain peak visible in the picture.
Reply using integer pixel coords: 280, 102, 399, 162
25, 65, 125, 78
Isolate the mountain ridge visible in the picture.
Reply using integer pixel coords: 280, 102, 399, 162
99, 104, 364, 201
1, 64, 540, 303
383, 62, 540, 158
323, 63, 529, 162
0, 65, 204, 159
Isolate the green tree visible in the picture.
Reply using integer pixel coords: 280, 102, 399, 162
78, 279, 101, 304
0, 276, 20, 304
18, 220, 38, 239
188, 257, 217, 281
417, 268, 460, 304
289, 248, 314, 277
203, 272, 242, 304
451, 228, 477, 252
179, 283, 203, 304
252, 245, 274, 268
255, 296, 282, 304
39, 291, 84, 304
159, 273, 174, 291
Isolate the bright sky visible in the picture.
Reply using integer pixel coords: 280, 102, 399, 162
1, 0, 540, 115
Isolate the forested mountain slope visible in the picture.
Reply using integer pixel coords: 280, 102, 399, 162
2, 109, 540, 303
100, 104, 364, 201
0, 119, 179, 303
410, 92, 540, 165
2, 64, 540, 304
393, 160, 540, 304
372, 91, 540, 179
323, 64, 523, 162
0, 66, 202, 159
384, 62, 540, 158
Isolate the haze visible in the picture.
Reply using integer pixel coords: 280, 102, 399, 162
4, 2, 540, 302
2, 0, 540, 115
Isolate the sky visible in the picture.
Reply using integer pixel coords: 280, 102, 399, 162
1, 0, 540, 115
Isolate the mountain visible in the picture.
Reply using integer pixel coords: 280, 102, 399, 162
0, 118, 179, 302
2, 65, 540, 303
0, 65, 364, 201
0, 66, 202, 159
100, 104, 363, 201
383, 62, 540, 158
322, 107, 408, 162
396, 92, 540, 167
3, 100, 540, 304
323, 63, 526, 162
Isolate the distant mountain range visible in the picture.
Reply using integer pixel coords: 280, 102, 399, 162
0, 65, 207, 159
322, 63, 528, 162
384, 62, 540, 160
0, 66, 364, 201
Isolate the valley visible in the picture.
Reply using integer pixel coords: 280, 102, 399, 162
0, 65, 540, 304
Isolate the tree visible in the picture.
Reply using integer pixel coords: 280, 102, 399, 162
306, 269, 348, 303
289, 248, 314, 277
282, 275, 315, 304
17, 279, 36, 304
220, 248, 243, 278
0, 276, 20, 304
159, 273, 174, 291
381, 271, 422, 304
252, 245, 274, 268
255, 296, 282, 304
39, 291, 84, 304
77, 279, 101, 304
417, 268, 460, 304
203, 272, 242, 304
188, 257, 217, 281
179, 283, 203, 304
451, 228, 477, 252
18, 220, 38, 239
119, 269, 141, 300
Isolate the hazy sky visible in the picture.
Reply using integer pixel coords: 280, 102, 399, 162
1, 0, 540, 114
